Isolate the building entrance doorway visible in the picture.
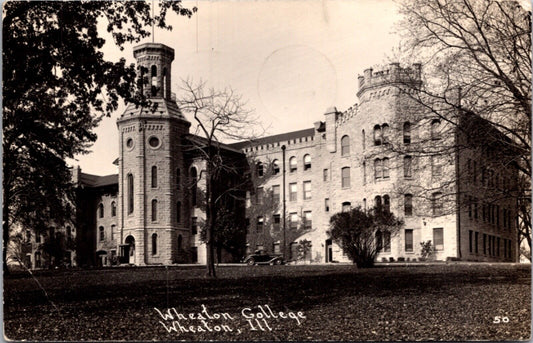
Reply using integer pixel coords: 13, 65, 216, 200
119, 235, 135, 264
325, 239, 333, 262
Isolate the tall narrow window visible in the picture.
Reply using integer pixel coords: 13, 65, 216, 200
191, 217, 198, 235
289, 213, 298, 229
374, 196, 382, 209
111, 225, 115, 241
325, 198, 330, 212
272, 185, 280, 203
403, 121, 411, 144
374, 159, 382, 180
363, 161, 367, 184
404, 194, 413, 216
257, 162, 264, 177
383, 195, 390, 213
475, 232, 479, 253
152, 233, 157, 255
256, 187, 264, 205
152, 166, 157, 188
381, 123, 390, 144
111, 201, 116, 217
405, 229, 413, 252
362, 129, 366, 150
303, 154, 312, 170
431, 155, 442, 177
151, 65, 158, 96
273, 214, 281, 231
383, 231, 391, 252
99, 226, 104, 241
151, 199, 157, 222
176, 168, 181, 190
376, 231, 383, 252
162, 67, 167, 97
272, 160, 280, 175
190, 167, 198, 206
431, 119, 441, 140
434, 228, 444, 251
469, 230, 473, 253
98, 203, 104, 218
303, 181, 312, 200
289, 183, 297, 201
341, 135, 350, 156
432, 192, 443, 216
404, 156, 412, 178
373, 125, 382, 145
382, 158, 390, 178
323, 168, 329, 182
256, 216, 264, 232
289, 157, 297, 172
176, 201, 181, 223
127, 174, 134, 214
341, 167, 350, 188
304, 211, 312, 230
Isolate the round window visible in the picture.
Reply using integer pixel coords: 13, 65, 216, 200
126, 138, 134, 149
148, 136, 160, 148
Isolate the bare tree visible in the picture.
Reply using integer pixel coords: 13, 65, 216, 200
395, 0, 531, 255
177, 79, 261, 277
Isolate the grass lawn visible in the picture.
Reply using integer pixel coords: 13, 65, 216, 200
4, 263, 531, 341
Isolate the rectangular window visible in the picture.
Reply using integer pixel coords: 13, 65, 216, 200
404, 194, 413, 216
496, 205, 500, 227
273, 242, 280, 254
191, 217, 198, 235
469, 230, 473, 253
256, 187, 264, 205
341, 167, 350, 188
304, 211, 312, 230
405, 229, 413, 252
497, 237, 500, 257
325, 198, 330, 212
323, 168, 329, 182
272, 185, 280, 203
431, 156, 442, 177
503, 239, 507, 258
383, 231, 391, 252
483, 234, 487, 255
289, 183, 297, 201
273, 214, 281, 231
468, 196, 472, 219
127, 174, 134, 214
404, 156, 412, 178
475, 232, 479, 253
433, 228, 444, 251
256, 216, 264, 233
303, 181, 312, 200
289, 212, 298, 230
474, 198, 478, 220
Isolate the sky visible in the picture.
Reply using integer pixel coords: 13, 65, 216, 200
71, 0, 402, 175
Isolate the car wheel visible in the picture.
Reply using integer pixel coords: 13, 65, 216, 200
247, 258, 255, 266
274, 259, 282, 265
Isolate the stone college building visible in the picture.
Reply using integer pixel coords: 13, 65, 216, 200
25, 41, 520, 268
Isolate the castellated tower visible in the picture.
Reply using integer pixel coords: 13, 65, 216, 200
116, 43, 191, 265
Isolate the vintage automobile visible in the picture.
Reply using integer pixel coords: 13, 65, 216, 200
242, 250, 284, 265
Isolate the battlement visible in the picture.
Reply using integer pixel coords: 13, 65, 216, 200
356, 63, 421, 97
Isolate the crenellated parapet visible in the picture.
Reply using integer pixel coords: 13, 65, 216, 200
356, 63, 422, 98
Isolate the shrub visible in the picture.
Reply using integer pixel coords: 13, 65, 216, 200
420, 240, 433, 260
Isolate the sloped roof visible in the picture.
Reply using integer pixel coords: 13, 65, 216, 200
228, 127, 315, 150
79, 173, 118, 188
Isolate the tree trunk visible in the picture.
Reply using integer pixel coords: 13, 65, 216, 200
205, 163, 216, 278
3, 186, 11, 276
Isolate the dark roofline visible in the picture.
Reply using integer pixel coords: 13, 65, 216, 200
79, 173, 118, 188
228, 127, 315, 150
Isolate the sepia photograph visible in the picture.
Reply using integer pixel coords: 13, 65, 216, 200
3, 0, 531, 341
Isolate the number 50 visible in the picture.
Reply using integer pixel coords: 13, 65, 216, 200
493, 316, 509, 323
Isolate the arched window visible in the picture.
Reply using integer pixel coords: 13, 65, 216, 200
177, 235, 183, 252
373, 125, 382, 145
98, 203, 104, 218
272, 160, 280, 175
176, 201, 181, 223
363, 161, 367, 184
403, 122, 411, 144
152, 233, 157, 255
151, 199, 157, 222
303, 154, 311, 170
374, 196, 382, 209
151, 65, 158, 96
362, 129, 366, 150
383, 194, 390, 212
382, 158, 390, 179
341, 167, 350, 188
111, 201, 116, 217
127, 173, 134, 214
374, 159, 382, 180
257, 162, 264, 177
289, 157, 297, 172
404, 156, 412, 178
341, 135, 350, 156
99, 226, 104, 241
190, 167, 198, 206
381, 124, 390, 144
342, 201, 351, 212
404, 194, 413, 216
176, 168, 181, 190
431, 119, 441, 140
151, 166, 157, 188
